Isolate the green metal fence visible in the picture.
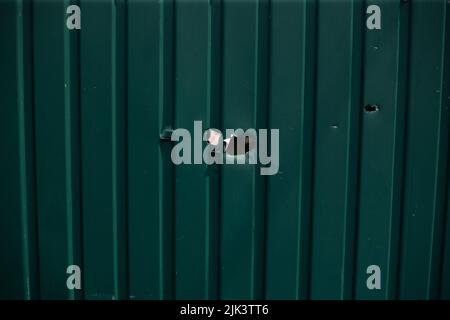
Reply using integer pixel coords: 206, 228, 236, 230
1, 0, 450, 299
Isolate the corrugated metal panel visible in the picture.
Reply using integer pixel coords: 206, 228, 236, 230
1, 0, 449, 300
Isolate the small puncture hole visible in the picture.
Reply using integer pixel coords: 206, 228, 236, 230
364, 104, 380, 113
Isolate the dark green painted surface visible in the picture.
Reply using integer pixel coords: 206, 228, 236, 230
310, 0, 362, 299
1, 0, 449, 300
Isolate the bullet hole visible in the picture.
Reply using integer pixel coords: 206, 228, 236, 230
206, 128, 222, 146
364, 104, 380, 113
225, 135, 255, 156
159, 127, 173, 140
206, 128, 256, 156
205, 128, 222, 157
